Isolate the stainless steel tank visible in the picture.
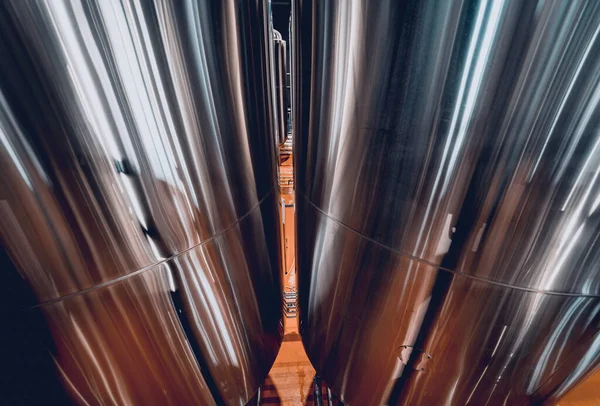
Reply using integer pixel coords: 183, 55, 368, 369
293, 0, 600, 404
0, 0, 282, 404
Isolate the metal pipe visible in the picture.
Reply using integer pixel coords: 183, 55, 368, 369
0, 0, 282, 404
293, 0, 600, 404
273, 29, 289, 147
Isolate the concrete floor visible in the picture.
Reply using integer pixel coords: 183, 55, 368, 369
261, 317, 317, 405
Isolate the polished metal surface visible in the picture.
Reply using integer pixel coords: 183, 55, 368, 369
273, 29, 289, 146
295, 201, 440, 404
43, 197, 282, 405
293, 0, 600, 404
0, 0, 282, 404
397, 275, 600, 406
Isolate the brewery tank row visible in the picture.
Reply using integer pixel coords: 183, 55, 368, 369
1, 0, 599, 405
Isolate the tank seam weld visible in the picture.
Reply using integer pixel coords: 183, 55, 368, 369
31, 186, 276, 309
300, 193, 600, 298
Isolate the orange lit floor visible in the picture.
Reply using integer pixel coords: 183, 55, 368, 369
261, 156, 323, 405
260, 317, 317, 405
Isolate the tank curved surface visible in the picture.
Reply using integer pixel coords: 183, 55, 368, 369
293, 0, 600, 404
0, 0, 282, 404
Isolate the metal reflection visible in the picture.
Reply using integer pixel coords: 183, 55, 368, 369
43, 197, 282, 405
293, 0, 600, 404
397, 279, 600, 405
0, 0, 281, 404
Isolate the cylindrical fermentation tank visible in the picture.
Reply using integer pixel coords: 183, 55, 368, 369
0, 0, 282, 404
293, 0, 600, 405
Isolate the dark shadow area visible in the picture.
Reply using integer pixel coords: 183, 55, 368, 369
259, 375, 283, 405
245, 375, 282, 405
271, 0, 291, 43
0, 247, 70, 404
